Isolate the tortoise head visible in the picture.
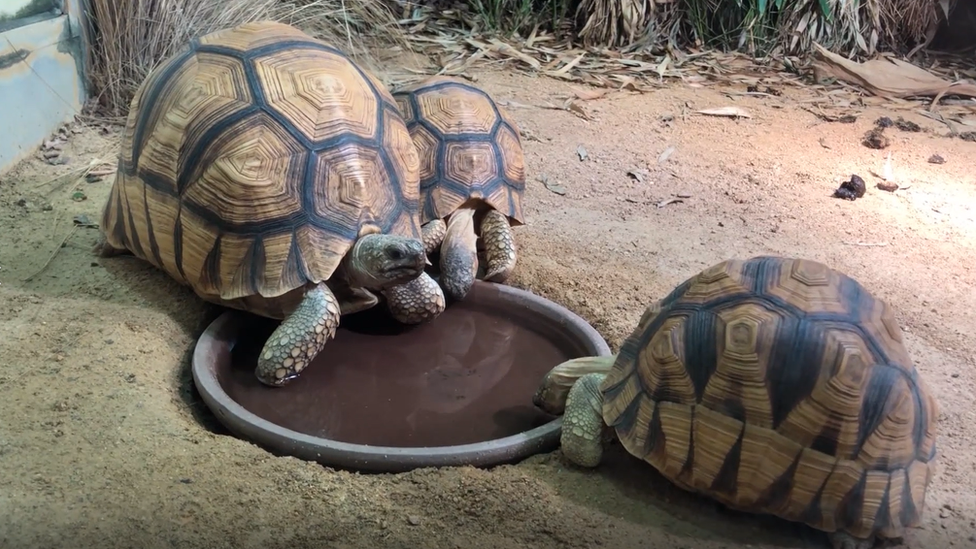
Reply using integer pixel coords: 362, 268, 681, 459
346, 234, 428, 290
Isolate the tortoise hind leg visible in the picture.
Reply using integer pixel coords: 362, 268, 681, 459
439, 208, 478, 301
828, 532, 875, 549
381, 271, 446, 324
255, 281, 340, 387
93, 235, 130, 258
561, 372, 609, 468
481, 209, 517, 283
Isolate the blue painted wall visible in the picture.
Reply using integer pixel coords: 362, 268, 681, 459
0, 0, 86, 175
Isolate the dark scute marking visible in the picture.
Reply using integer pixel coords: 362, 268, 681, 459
132, 45, 197, 166
111, 182, 131, 250
765, 314, 824, 429
642, 401, 664, 458
835, 469, 868, 531
282, 232, 310, 290
122, 184, 146, 260
855, 364, 901, 460
177, 105, 261, 195
872, 475, 893, 534
897, 468, 918, 527
608, 390, 643, 431
810, 418, 841, 457
909, 376, 930, 457
677, 406, 696, 480
142, 182, 164, 268
682, 309, 719, 402
173, 206, 188, 281
200, 234, 223, 293
715, 397, 747, 423
752, 451, 802, 512
709, 421, 744, 495
739, 255, 785, 295
797, 461, 834, 526
239, 236, 267, 297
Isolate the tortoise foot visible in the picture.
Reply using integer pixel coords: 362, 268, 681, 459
382, 271, 446, 324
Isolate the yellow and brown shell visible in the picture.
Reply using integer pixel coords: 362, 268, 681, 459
99, 21, 421, 315
392, 76, 525, 227
601, 256, 938, 540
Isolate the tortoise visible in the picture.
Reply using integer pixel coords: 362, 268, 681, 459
96, 20, 446, 387
392, 76, 526, 301
533, 256, 939, 549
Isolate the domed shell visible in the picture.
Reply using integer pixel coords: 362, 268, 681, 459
600, 256, 938, 540
392, 76, 525, 226
100, 21, 422, 307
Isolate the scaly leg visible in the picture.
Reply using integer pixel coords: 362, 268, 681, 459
381, 271, 446, 324
439, 208, 478, 301
421, 219, 447, 257
480, 209, 517, 283
561, 372, 609, 468
255, 281, 340, 387
93, 235, 129, 258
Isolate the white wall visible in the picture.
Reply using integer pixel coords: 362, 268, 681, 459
0, 0, 86, 174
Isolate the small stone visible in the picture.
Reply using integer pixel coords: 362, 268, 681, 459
407, 515, 421, 526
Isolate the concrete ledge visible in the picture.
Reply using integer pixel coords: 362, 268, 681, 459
0, 5, 86, 175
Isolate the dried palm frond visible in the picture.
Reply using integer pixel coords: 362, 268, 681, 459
778, 0, 876, 56
81, 0, 407, 118
575, 0, 656, 47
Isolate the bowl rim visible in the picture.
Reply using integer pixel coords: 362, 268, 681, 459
191, 280, 612, 473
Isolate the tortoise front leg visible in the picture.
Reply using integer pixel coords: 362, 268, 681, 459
381, 271, 446, 324
421, 219, 447, 257
480, 209, 517, 283
439, 207, 478, 301
560, 372, 609, 468
255, 281, 340, 387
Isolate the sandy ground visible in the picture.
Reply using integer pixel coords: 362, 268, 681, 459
1, 61, 975, 549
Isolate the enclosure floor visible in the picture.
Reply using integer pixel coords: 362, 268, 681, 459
1, 66, 974, 549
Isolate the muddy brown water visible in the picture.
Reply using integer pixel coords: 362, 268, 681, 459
218, 285, 585, 447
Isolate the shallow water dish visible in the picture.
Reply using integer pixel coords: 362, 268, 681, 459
192, 280, 611, 473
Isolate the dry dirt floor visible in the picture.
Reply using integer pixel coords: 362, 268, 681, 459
1, 59, 975, 549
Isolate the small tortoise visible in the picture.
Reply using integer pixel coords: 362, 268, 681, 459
392, 76, 526, 301
534, 256, 939, 549
97, 21, 445, 387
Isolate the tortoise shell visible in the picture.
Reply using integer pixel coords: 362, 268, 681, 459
99, 21, 421, 313
392, 76, 525, 226
600, 256, 938, 540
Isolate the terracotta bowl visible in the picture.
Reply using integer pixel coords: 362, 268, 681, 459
191, 280, 611, 473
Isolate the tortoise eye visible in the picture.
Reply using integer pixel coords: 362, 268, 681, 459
388, 248, 403, 261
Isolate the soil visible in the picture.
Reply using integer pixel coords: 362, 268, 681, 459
1, 59, 975, 549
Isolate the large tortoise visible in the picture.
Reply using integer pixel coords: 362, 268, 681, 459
534, 256, 939, 549
392, 76, 526, 301
96, 21, 446, 387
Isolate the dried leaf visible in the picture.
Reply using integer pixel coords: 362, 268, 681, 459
538, 174, 566, 195
627, 169, 649, 183
696, 106, 752, 118
657, 146, 676, 164
571, 86, 606, 100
